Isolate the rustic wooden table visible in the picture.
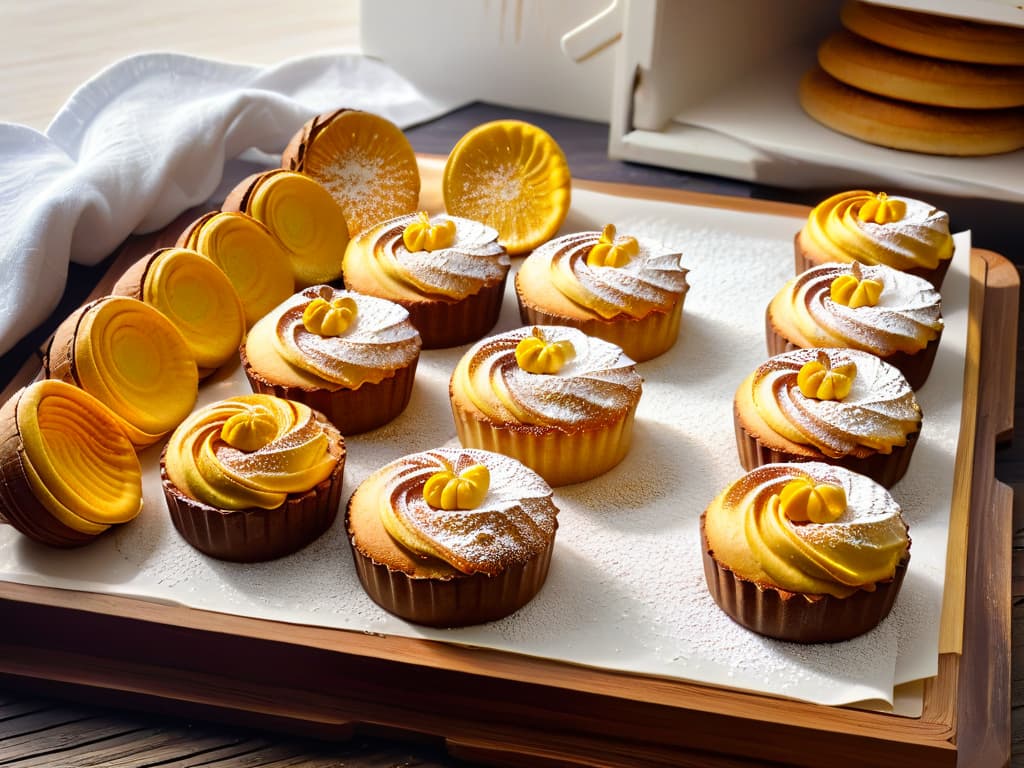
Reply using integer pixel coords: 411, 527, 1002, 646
1, 4, 1021, 766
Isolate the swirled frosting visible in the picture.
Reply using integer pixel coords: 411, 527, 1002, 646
528, 228, 689, 319
344, 213, 509, 301
164, 394, 340, 510
801, 190, 953, 271
773, 262, 943, 355
704, 463, 909, 598
745, 348, 920, 458
451, 325, 642, 431
245, 286, 422, 390
372, 447, 558, 575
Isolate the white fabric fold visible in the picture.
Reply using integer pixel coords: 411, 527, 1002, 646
0, 51, 455, 356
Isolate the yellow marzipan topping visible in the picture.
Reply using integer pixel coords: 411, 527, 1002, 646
422, 463, 490, 510
829, 263, 883, 309
856, 192, 906, 224
779, 477, 846, 524
586, 224, 638, 268
142, 248, 245, 372
402, 211, 457, 252
184, 212, 294, 328
797, 351, 856, 401
302, 295, 358, 336
514, 327, 575, 374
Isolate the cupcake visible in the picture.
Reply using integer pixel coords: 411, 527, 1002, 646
241, 285, 422, 435
346, 447, 558, 627
766, 261, 943, 390
515, 224, 689, 362
111, 247, 246, 380
44, 296, 199, 450
342, 212, 510, 348
0, 380, 143, 547
450, 325, 643, 487
794, 190, 954, 289
161, 394, 345, 562
734, 348, 921, 488
701, 462, 910, 643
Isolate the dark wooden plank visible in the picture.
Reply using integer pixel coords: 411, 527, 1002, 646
0, 722, 148, 765
0, 700, 50, 723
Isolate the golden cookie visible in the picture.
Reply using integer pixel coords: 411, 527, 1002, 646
799, 65, 1024, 156
840, 0, 1024, 66
819, 29, 1024, 109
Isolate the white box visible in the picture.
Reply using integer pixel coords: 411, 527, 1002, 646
361, 1, 1024, 202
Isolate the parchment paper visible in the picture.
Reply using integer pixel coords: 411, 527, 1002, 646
0, 189, 970, 707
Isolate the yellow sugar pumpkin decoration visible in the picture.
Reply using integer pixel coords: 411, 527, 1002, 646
423, 463, 490, 510
830, 263, 883, 309
220, 406, 278, 452
797, 351, 857, 401
587, 224, 639, 268
856, 192, 906, 224
402, 212, 457, 252
515, 328, 576, 375
302, 295, 358, 336
778, 477, 847, 524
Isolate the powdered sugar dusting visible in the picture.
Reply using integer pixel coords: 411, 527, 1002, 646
0, 190, 971, 708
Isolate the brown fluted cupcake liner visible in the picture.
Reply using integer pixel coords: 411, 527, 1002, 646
794, 231, 952, 290
733, 407, 919, 489
764, 312, 943, 391
241, 347, 418, 436
347, 525, 555, 628
700, 514, 909, 643
396, 276, 507, 349
516, 290, 685, 363
161, 449, 345, 563
451, 401, 636, 487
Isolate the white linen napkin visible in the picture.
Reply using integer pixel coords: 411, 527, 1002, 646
0, 51, 456, 357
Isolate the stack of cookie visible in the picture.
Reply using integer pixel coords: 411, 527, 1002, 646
799, 0, 1024, 156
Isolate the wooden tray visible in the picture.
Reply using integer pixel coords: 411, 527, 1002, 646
0, 174, 1015, 768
